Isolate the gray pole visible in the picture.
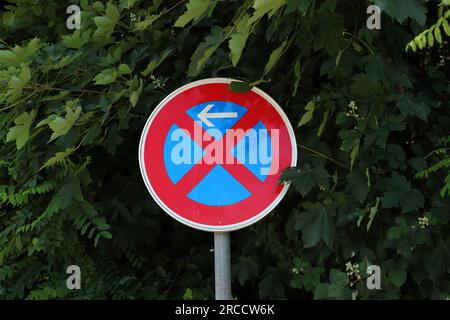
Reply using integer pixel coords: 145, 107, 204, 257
214, 232, 232, 300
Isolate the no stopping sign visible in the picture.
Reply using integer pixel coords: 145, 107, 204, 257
139, 78, 297, 232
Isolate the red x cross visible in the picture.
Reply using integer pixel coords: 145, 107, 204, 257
173, 107, 265, 197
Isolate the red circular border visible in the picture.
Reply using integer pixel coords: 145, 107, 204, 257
140, 80, 295, 230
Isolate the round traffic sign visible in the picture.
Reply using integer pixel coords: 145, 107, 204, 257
139, 78, 297, 232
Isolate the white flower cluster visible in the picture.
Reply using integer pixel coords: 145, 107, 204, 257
418, 216, 430, 228
345, 261, 362, 286
291, 267, 301, 275
130, 13, 138, 22
346, 100, 361, 120
150, 75, 164, 88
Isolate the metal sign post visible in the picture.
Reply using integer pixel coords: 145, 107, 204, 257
214, 232, 232, 300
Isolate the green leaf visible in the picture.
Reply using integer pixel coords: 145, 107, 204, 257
62, 29, 92, 49
7, 66, 32, 101
303, 267, 324, 291
93, 68, 118, 85
43, 101, 82, 142
93, 2, 120, 37
290, 164, 330, 196
258, 267, 285, 298
419, 34, 427, 48
297, 101, 316, 127
248, 0, 286, 26
389, 268, 407, 287
339, 129, 361, 168
106, 2, 120, 21
328, 269, 351, 299
187, 26, 223, 76
174, 0, 211, 27
345, 170, 370, 203
382, 173, 425, 213
443, 19, 450, 36
351, 73, 380, 97
373, 0, 426, 25
285, 0, 312, 14
183, 288, 193, 300
313, 283, 329, 299
100, 231, 112, 239
134, 14, 160, 31
6, 110, 36, 150
406, 41, 416, 52
141, 48, 173, 77
229, 14, 250, 67
94, 233, 101, 246
118, 63, 132, 75
0, 38, 40, 67
236, 256, 258, 286
366, 197, 380, 231
317, 110, 330, 138
229, 81, 253, 93
434, 26, 442, 44
0, 50, 19, 66
295, 202, 334, 248
56, 177, 83, 209
396, 95, 429, 121
292, 60, 301, 96
387, 226, 404, 240
313, 15, 344, 55
126, 0, 137, 8
130, 79, 143, 107
264, 40, 288, 75
350, 139, 360, 169
427, 30, 435, 47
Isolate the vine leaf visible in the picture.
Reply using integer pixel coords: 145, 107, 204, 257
130, 79, 143, 107
187, 26, 223, 76
264, 40, 288, 75
62, 29, 92, 49
93, 68, 118, 85
248, 0, 286, 26
389, 267, 407, 287
295, 202, 334, 248
7, 66, 31, 101
297, 101, 316, 127
382, 173, 425, 213
345, 170, 370, 203
0, 38, 40, 67
229, 14, 250, 67
396, 95, 429, 121
37, 101, 82, 142
281, 165, 330, 196
93, 2, 120, 37
141, 48, 174, 77
229, 81, 253, 93
174, 0, 212, 28
373, 0, 426, 25
6, 110, 36, 150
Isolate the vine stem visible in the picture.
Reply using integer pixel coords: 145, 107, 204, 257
31, 83, 103, 94
297, 144, 349, 169
0, 90, 38, 112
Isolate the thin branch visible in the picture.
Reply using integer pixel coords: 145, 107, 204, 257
298, 143, 349, 170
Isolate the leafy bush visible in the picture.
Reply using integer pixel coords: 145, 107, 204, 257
0, 0, 449, 299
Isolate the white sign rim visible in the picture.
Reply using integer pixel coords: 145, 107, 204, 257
138, 78, 297, 232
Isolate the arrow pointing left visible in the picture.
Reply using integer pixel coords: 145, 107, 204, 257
197, 104, 238, 127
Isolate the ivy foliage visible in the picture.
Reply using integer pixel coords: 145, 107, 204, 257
0, 0, 449, 299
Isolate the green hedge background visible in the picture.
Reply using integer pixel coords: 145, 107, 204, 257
1, 0, 449, 299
